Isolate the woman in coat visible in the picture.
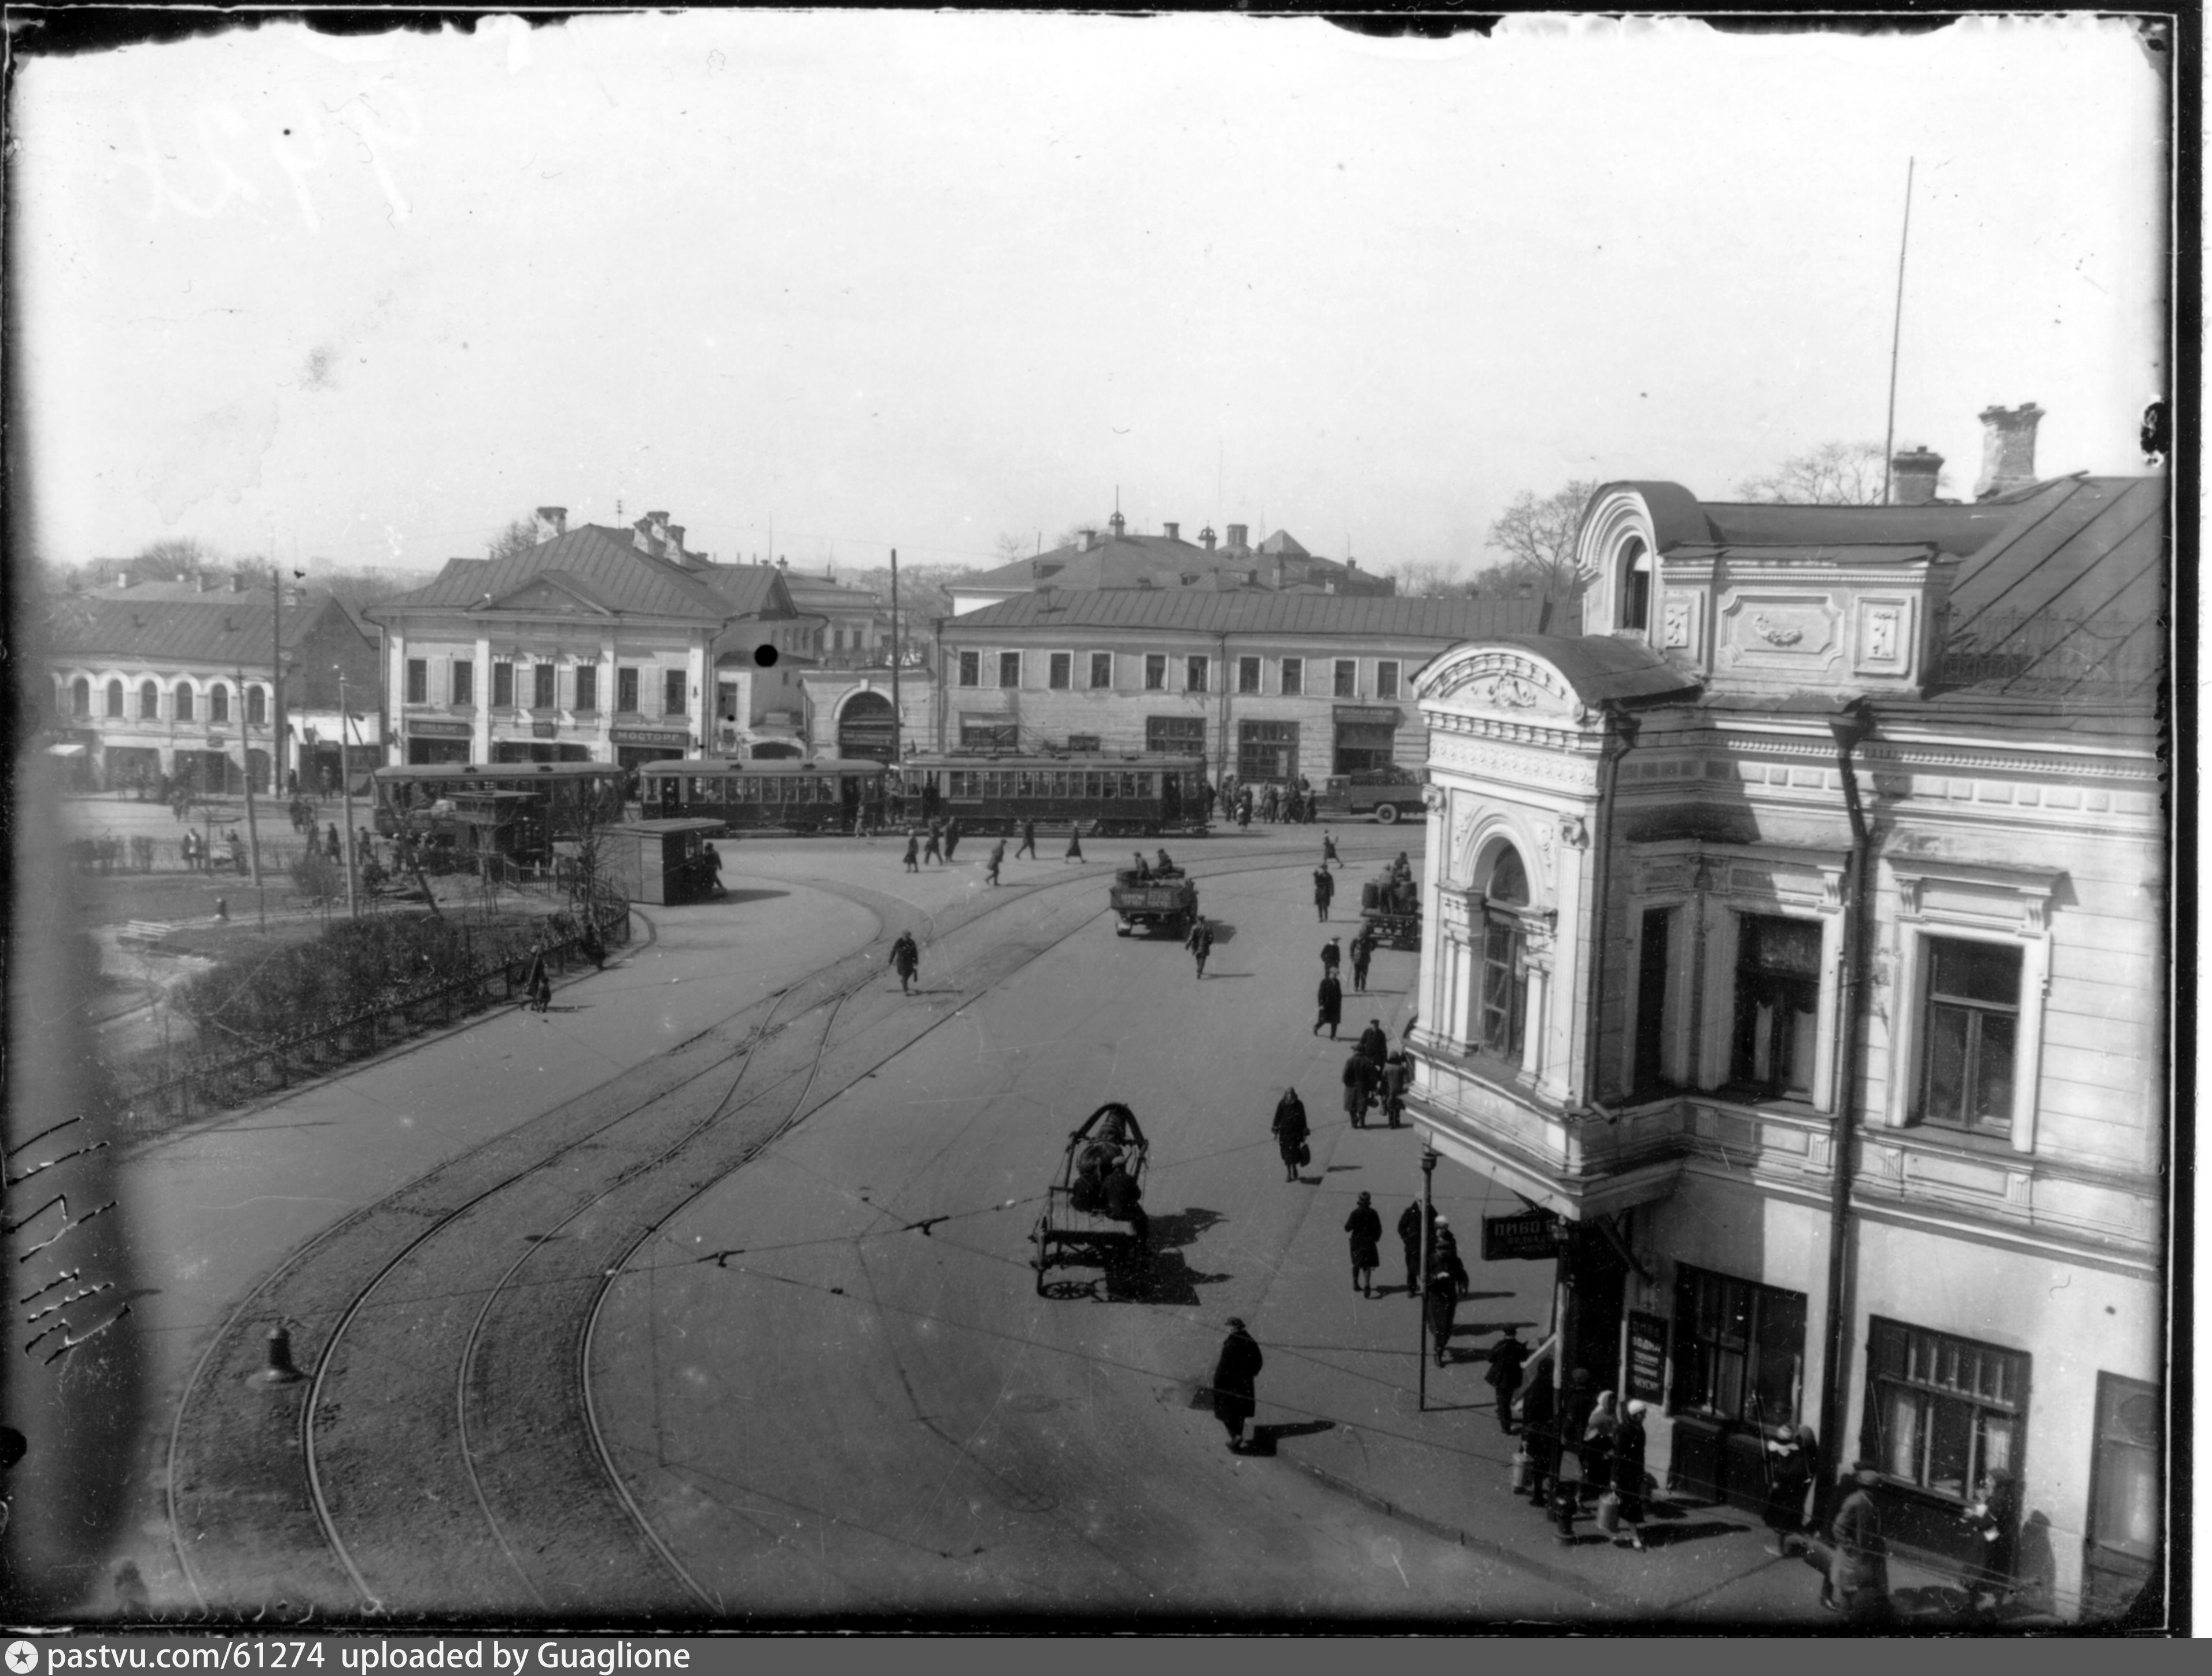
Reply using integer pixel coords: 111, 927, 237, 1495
1612, 1401, 1650, 1550
1580, 1391, 1619, 1511
1520, 1365, 1560, 1507
1424, 1267, 1458, 1367
1763, 1423, 1820, 1551
1343, 1192, 1383, 1296
1313, 972, 1344, 1039
1211, 1319, 1264, 1452
1271, 1089, 1309, 1183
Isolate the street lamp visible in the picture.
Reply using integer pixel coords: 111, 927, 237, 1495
1417, 1145, 1438, 1412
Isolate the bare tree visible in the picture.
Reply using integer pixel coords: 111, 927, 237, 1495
1380, 558, 1470, 599
992, 533, 1034, 564
1734, 441, 1898, 505
1483, 479, 1599, 599
485, 516, 541, 561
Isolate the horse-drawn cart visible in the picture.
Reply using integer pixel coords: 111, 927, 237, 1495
1031, 1103, 1152, 1297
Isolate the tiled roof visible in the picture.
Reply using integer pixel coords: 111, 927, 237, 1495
370, 526, 794, 623
945, 590, 1570, 640
46, 588, 362, 666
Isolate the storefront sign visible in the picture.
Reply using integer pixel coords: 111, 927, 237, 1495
1481, 1208, 1564, 1263
612, 727, 691, 747
1333, 704, 1402, 726
1625, 1310, 1669, 1405
409, 720, 473, 739
531, 721, 559, 739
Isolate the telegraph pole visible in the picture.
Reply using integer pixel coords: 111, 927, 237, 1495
271, 566, 288, 800
1880, 157, 1916, 505
235, 663, 266, 930
1417, 1146, 1437, 1412
889, 548, 902, 768
337, 669, 359, 919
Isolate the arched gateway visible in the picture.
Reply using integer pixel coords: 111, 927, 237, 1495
836, 690, 897, 761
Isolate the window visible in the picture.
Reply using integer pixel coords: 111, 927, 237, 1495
959, 716, 1017, 750
1147, 717, 1205, 754
1334, 659, 1357, 698
175, 681, 196, 722
615, 666, 637, 713
495, 661, 517, 709
1479, 847, 1530, 1059
453, 660, 474, 707
71, 677, 90, 718
999, 651, 1022, 688
2085, 1373, 2160, 1610
1730, 914, 1822, 1099
245, 685, 264, 725
1186, 656, 1210, 693
107, 680, 125, 718
1067, 733, 1101, 753
140, 681, 160, 720
1864, 1319, 2027, 1503
663, 669, 687, 715
959, 651, 982, 688
533, 662, 557, 710
1633, 907, 1675, 1091
1280, 658, 1304, 696
1376, 660, 1401, 700
573, 663, 595, 712
1144, 655, 1167, 691
402, 660, 426, 705
1238, 656, 1262, 695
1238, 719, 1299, 782
1089, 652, 1113, 689
1916, 938, 2022, 1135
1048, 652, 1072, 690
209, 684, 228, 723
1674, 1267, 1808, 1426
1621, 537, 1652, 632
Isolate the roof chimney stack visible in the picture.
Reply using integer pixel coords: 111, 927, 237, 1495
666, 524, 686, 559
633, 517, 657, 553
534, 506, 568, 542
1225, 523, 1249, 552
230, 572, 246, 593
1973, 404, 2045, 500
1078, 528, 1097, 553
1163, 522, 1179, 543
1889, 445, 1945, 507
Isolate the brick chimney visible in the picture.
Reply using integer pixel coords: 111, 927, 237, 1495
646, 511, 671, 549
1200, 526, 1217, 553
1077, 529, 1097, 553
1974, 404, 2045, 500
534, 505, 567, 542
1226, 523, 1249, 552
666, 524, 686, 559
1163, 522, 1180, 542
1889, 445, 1945, 506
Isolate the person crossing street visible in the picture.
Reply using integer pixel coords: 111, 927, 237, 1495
1210, 1319, 1264, 1453
1185, 915, 1214, 978
902, 830, 920, 873
1313, 866, 1335, 922
889, 930, 920, 994
1064, 824, 1085, 862
1322, 830, 1341, 869
1350, 926, 1375, 992
923, 822, 944, 866
1016, 818, 1038, 859
1313, 970, 1343, 1039
986, 840, 1005, 887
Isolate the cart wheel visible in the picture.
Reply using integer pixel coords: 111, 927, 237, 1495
1376, 803, 1400, 825
1031, 1214, 1051, 1293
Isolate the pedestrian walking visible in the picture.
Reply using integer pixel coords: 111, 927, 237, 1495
1612, 1402, 1650, 1551
1342, 1050, 1376, 1128
1343, 1192, 1382, 1296
986, 840, 1005, 886
1322, 830, 1341, 869
1356, 1017, 1389, 1066
1064, 824, 1086, 862
1313, 971, 1343, 1039
1211, 1319, 1264, 1453
1313, 866, 1334, 922
1521, 1364, 1560, 1507
1424, 1266, 1458, 1367
903, 830, 920, 873
1763, 1424, 1820, 1553
578, 918, 607, 970
1486, 1325, 1528, 1434
705, 842, 727, 896
522, 942, 552, 1014
1396, 1201, 1423, 1295
1580, 1391, 1619, 1512
230, 832, 248, 875
1271, 1088, 1310, 1183
890, 930, 920, 994
1380, 1048, 1410, 1127
1016, 818, 1038, 859
1434, 1217, 1469, 1293
1823, 1463, 1892, 1619
1263, 784, 1281, 823
1350, 928, 1373, 992
1320, 936, 1341, 977
1560, 1368, 1599, 1519
1185, 916, 1214, 978
923, 822, 944, 866
326, 823, 342, 862
1236, 793, 1252, 830
943, 816, 963, 862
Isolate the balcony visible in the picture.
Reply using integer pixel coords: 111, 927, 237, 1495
805, 647, 935, 674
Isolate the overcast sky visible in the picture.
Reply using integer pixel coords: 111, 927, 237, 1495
13, 12, 2169, 579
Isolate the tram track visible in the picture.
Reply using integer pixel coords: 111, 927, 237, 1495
164, 850, 1341, 1622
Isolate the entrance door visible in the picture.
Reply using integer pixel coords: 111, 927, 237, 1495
838, 691, 897, 761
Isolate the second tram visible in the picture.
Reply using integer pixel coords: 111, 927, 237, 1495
639, 758, 894, 834
899, 752, 1210, 837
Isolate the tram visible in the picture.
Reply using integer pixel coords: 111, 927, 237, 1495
371, 762, 628, 848
898, 752, 1210, 837
638, 757, 894, 835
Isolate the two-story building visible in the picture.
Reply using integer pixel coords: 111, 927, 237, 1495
367, 509, 818, 771
1404, 411, 2165, 1620
934, 589, 1562, 785
44, 570, 382, 795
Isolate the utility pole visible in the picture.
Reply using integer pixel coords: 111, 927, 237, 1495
337, 670, 359, 920
1880, 157, 1916, 505
889, 548, 902, 769
1417, 1146, 1437, 1412
271, 566, 288, 801
235, 663, 266, 931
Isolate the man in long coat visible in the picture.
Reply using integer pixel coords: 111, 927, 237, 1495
1342, 1050, 1375, 1129
1824, 1463, 1892, 1619
1424, 1266, 1458, 1368
1185, 916, 1214, 979
1313, 866, 1334, 922
1320, 936, 1342, 977
890, 931, 920, 994
923, 821, 944, 865
1521, 1365, 1560, 1507
1343, 1191, 1382, 1296
1271, 1089, 1308, 1183
1485, 1325, 1529, 1435
1211, 1319, 1264, 1452
1313, 972, 1343, 1039
1396, 1201, 1424, 1295
1350, 927, 1374, 992
1016, 818, 1038, 859
1357, 1017, 1389, 1066
902, 831, 920, 873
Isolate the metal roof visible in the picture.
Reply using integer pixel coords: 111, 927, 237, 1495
46, 588, 365, 666
370, 526, 794, 623
945, 590, 1568, 639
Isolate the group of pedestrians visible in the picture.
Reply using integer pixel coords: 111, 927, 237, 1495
1219, 777, 1320, 828
1507, 1363, 1653, 1549
902, 815, 1093, 876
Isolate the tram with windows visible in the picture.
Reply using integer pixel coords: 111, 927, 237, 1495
371, 762, 628, 855
898, 752, 1210, 837
638, 757, 894, 835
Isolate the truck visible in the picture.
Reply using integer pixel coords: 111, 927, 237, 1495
1109, 866, 1199, 937
1314, 767, 1429, 825
1358, 868, 1421, 951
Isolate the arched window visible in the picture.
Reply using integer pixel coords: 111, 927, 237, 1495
1620, 538, 1653, 633
246, 685, 267, 725
1479, 845, 1532, 1059
209, 682, 230, 723
140, 680, 160, 720
71, 677, 91, 718
106, 680, 124, 718
175, 681, 195, 722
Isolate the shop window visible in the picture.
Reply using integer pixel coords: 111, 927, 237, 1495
958, 651, 981, 688
1916, 937, 2022, 1136
1089, 652, 1113, 690
1067, 733, 1100, 753
2084, 1373, 2159, 1616
614, 666, 636, 713
1186, 656, 1209, 693
1477, 847, 1531, 1059
107, 680, 125, 718
1730, 914, 1822, 1099
1147, 717, 1205, 754
1376, 660, 1401, 700
245, 685, 265, 725
141, 681, 160, 719
1863, 1319, 2027, 1503
998, 651, 1021, 689
175, 682, 196, 722
209, 684, 228, 723
1144, 655, 1167, 691
1334, 659, 1357, 697
573, 664, 595, 712
663, 669, 687, 715
1280, 658, 1304, 696
1048, 652, 1072, 690
1237, 719, 1298, 782
1238, 656, 1262, 695
1673, 1267, 1807, 1426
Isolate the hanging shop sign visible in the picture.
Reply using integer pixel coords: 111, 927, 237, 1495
531, 722, 559, 739
409, 720, 473, 739
1481, 1207, 1564, 1263
1625, 1310, 1670, 1405
611, 727, 691, 748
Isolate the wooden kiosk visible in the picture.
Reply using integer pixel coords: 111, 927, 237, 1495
596, 818, 727, 905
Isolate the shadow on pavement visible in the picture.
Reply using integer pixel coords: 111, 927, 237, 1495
1241, 1419, 1336, 1456
1641, 1518, 1749, 1549
718, 888, 791, 906
1104, 1208, 1229, 1306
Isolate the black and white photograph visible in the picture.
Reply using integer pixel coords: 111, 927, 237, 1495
3, 7, 2181, 1634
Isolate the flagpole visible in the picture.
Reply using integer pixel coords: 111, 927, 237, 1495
1880, 157, 1915, 505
